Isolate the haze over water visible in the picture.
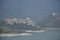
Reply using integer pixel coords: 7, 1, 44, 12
0, 0, 60, 22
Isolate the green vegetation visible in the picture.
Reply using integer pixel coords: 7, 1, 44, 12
0, 19, 40, 34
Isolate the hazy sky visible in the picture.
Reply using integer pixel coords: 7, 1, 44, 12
0, 0, 60, 22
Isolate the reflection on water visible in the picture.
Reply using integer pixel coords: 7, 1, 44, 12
0, 30, 60, 40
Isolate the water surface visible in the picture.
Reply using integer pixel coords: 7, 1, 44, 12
0, 30, 60, 40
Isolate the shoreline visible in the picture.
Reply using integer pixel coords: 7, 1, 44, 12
25, 30, 45, 32
0, 30, 45, 37
0, 33, 32, 37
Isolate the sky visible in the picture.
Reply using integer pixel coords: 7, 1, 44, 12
0, 0, 60, 22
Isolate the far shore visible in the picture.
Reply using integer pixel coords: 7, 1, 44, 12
25, 30, 45, 32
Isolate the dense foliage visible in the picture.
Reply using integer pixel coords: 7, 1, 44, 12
0, 19, 40, 33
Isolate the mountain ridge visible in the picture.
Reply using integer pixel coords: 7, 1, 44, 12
38, 13, 60, 28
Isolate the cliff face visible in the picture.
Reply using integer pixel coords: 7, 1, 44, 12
39, 13, 60, 28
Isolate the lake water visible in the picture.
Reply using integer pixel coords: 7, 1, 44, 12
0, 30, 60, 40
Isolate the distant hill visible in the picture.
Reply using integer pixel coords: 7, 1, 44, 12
38, 13, 60, 28
0, 18, 40, 33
